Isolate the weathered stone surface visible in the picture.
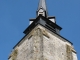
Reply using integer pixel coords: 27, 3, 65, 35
9, 25, 78, 60
72, 52, 78, 60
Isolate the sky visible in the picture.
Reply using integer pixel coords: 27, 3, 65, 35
0, 0, 80, 60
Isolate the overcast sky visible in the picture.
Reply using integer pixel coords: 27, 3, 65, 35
0, 0, 80, 60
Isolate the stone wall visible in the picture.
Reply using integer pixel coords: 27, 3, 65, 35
9, 24, 78, 60
42, 28, 66, 60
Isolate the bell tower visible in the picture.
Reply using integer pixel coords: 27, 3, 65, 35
8, 0, 78, 60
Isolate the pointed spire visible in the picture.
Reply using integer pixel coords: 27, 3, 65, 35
38, 0, 47, 11
37, 0, 48, 17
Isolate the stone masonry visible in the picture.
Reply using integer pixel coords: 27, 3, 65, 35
8, 24, 78, 60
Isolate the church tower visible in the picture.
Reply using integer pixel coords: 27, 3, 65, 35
8, 0, 78, 60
